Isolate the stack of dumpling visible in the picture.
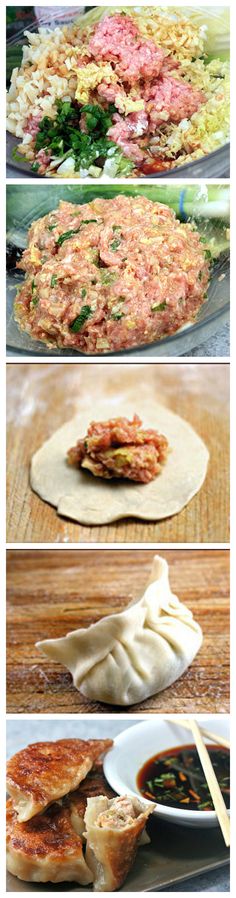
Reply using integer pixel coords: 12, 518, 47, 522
37, 555, 202, 705
6, 738, 153, 890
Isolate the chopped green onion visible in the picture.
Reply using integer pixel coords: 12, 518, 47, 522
100, 270, 117, 285
70, 305, 92, 333
81, 287, 87, 298
50, 275, 57, 287
151, 301, 167, 312
57, 227, 81, 247
110, 238, 121, 251
57, 220, 98, 247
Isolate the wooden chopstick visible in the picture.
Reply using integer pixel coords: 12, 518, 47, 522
166, 717, 230, 750
189, 719, 230, 847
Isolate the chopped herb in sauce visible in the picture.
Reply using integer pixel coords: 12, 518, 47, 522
137, 744, 230, 811
31, 162, 40, 172
81, 287, 87, 298
70, 305, 92, 332
50, 274, 57, 287
31, 296, 39, 306
112, 225, 122, 232
48, 223, 57, 231
205, 249, 212, 260
31, 279, 36, 293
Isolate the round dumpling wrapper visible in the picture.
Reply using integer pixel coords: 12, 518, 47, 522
30, 399, 209, 525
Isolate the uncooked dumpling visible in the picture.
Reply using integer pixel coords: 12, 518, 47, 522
37, 556, 202, 706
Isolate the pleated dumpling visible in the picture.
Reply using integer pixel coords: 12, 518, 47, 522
36, 555, 202, 706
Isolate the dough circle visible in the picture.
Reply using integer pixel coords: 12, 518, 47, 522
30, 400, 209, 525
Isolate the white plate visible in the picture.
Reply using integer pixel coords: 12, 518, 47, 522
104, 716, 230, 828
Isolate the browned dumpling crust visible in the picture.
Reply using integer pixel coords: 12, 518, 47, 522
7, 738, 113, 822
6, 798, 93, 885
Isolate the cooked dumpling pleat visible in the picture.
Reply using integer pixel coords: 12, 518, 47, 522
37, 555, 202, 706
84, 795, 153, 891
6, 798, 93, 885
7, 738, 113, 821
63, 760, 116, 837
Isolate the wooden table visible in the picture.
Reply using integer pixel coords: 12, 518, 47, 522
7, 548, 229, 714
6, 363, 229, 543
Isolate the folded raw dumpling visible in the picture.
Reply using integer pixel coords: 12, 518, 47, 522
37, 555, 202, 706
84, 795, 153, 891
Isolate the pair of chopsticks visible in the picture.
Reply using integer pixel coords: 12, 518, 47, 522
166, 717, 230, 847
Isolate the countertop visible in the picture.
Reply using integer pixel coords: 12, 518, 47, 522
6, 362, 230, 544
6, 718, 230, 893
6, 548, 230, 715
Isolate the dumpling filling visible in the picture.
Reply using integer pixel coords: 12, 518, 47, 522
14, 195, 210, 354
95, 796, 138, 829
67, 414, 169, 483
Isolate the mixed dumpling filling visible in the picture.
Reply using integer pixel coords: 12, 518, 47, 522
94, 796, 142, 829
14, 195, 210, 354
67, 414, 169, 483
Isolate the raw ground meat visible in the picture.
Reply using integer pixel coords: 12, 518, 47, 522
67, 415, 169, 483
143, 76, 205, 128
88, 14, 165, 84
87, 14, 205, 158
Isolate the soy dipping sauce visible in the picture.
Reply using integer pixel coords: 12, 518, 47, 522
137, 743, 230, 811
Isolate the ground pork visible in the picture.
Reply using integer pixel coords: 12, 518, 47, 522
88, 13, 165, 84
144, 76, 205, 128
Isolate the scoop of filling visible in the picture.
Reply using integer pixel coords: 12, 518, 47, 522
14, 195, 210, 355
67, 414, 168, 484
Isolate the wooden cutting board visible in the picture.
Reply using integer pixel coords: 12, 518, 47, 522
6, 549, 229, 714
6, 363, 229, 543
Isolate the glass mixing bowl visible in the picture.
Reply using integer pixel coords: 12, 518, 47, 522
6, 5, 230, 179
